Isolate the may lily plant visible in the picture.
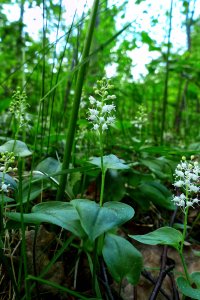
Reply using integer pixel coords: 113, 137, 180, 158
129, 155, 200, 299
6, 77, 143, 299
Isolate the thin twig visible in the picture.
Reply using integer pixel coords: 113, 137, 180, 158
168, 271, 180, 300
142, 270, 171, 300
100, 259, 114, 300
149, 208, 178, 300
133, 285, 137, 300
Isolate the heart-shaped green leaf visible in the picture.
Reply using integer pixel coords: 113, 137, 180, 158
129, 227, 183, 249
103, 201, 134, 226
190, 272, 200, 289
138, 182, 175, 210
35, 157, 61, 175
6, 201, 85, 237
0, 140, 32, 157
89, 154, 129, 172
177, 276, 200, 299
103, 233, 143, 284
71, 199, 134, 241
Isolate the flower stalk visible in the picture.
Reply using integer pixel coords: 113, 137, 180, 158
172, 156, 200, 284
87, 77, 116, 206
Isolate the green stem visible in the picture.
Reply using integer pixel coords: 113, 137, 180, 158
56, 0, 100, 201
179, 205, 190, 284
99, 129, 105, 207
18, 158, 31, 299
100, 170, 106, 207
179, 251, 190, 284
180, 206, 189, 254
0, 172, 5, 236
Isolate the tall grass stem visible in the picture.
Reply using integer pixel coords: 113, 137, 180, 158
56, 0, 100, 201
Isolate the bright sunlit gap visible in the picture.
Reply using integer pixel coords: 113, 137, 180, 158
3, 0, 200, 80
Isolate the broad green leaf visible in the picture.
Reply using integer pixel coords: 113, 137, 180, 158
21, 179, 48, 203
0, 195, 15, 204
0, 140, 32, 157
129, 227, 183, 249
177, 276, 200, 299
173, 223, 191, 230
36, 157, 61, 175
138, 182, 175, 210
188, 142, 200, 151
104, 170, 126, 202
140, 158, 169, 179
68, 171, 82, 197
139, 145, 199, 156
19, 158, 62, 203
89, 154, 129, 172
71, 199, 134, 241
191, 272, 200, 289
103, 233, 143, 284
127, 170, 154, 187
127, 188, 150, 211
103, 201, 134, 225
6, 201, 85, 238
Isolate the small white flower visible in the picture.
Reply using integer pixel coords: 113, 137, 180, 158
93, 124, 99, 130
181, 162, 187, 169
1, 183, 10, 193
186, 201, 193, 207
99, 117, 105, 123
175, 170, 184, 177
96, 101, 102, 107
178, 199, 185, 207
89, 96, 96, 105
185, 179, 190, 185
89, 109, 99, 116
194, 166, 200, 174
88, 115, 97, 121
107, 116, 115, 124
180, 193, 186, 200
173, 196, 181, 203
189, 185, 199, 193
187, 172, 194, 179
102, 123, 108, 131
102, 105, 110, 113
191, 174, 199, 181
193, 198, 199, 204
102, 104, 115, 113
80, 101, 87, 108
174, 180, 184, 187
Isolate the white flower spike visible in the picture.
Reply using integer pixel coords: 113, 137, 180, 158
172, 156, 200, 211
87, 77, 116, 132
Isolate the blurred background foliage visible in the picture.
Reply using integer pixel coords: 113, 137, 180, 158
0, 0, 200, 156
